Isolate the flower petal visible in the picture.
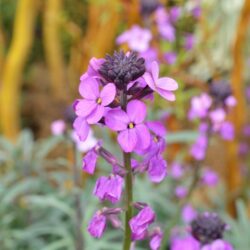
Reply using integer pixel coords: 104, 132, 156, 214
75, 99, 97, 117
134, 124, 151, 150
156, 77, 178, 91
143, 72, 156, 91
151, 61, 159, 81
79, 77, 99, 99
87, 105, 105, 124
73, 117, 90, 141
127, 100, 147, 124
118, 129, 137, 152
105, 109, 129, 131
157, 88, 176, 101
100, 83, 116, 106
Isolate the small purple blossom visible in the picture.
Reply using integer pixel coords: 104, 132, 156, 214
129, 206, 155, 240
170, 6, 181, 23
164, 52, 177, 65
184, 34, 195, 51
143, 61, 178, 101
201, 239, 234, 250
201, 169, 219, 187
188, 93, 212, 120
116, 25, 152, 52
148, 156, 167, 183
175, 186, 187, 198
182, 204, 197, 224
170, 162, 184, 180
105, 100, 151, 153
75, 77, 116, 124
219, 122, 234, 141
150, 228, 163, 250
93, 175, 124, 203
51, 120, 66, 136
190, 134, 208, 160
88, 211, 107, 238
82, 147, 98, 174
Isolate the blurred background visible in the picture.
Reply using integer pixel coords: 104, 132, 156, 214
0, 0, 250, 249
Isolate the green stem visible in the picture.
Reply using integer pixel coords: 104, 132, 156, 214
121, 90, 133, 250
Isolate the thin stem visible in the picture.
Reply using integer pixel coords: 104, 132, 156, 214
121, 90, 133, 250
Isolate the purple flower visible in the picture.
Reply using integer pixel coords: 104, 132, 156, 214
140, 48, 158, 70
129, 206, 155, 239
148, 156, 167, 183
201, 240, 234, 250
175, 186, 187, 198
171, 235, 200, 250
116, 25, 152, 52
75, 77, 116, 124
188, 93, 212, 120
82, 147, 98, 174
164, 52, 177, 65
73, 116, 90, 141
170, 162, 184, 180
210, 108, 226, 130
51, 120, 66, 136
243, 124, 250, 137
182, 204, 197, 223
190, 134, 208, 160
170, 6, 181, 23
105, 100, 151, 152
150, 228, 163, 250
88, 211, 107, 238
201, 169, 219, 187
93, 175, 124, 203
184, 34, 195, 51
158, 23, 176, 42
225, 96, 237, 107
219, 122, 234, 141
143, 61, 178, 101
192, 6, 201, 19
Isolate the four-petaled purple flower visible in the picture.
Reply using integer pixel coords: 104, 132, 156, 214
105, 100, 151, 152
76, 77, 116, 124
143, 61, 178, 101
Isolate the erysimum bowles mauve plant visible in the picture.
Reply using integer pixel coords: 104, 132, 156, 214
73, 51, 178, 249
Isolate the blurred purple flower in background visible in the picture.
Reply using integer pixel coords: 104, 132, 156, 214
184, 34, 195, 51
116, 25, 152, 52
164, 52, 177, 65
201, 169, 219, 187
51, 119, 66, 136
182, 204, 197, 223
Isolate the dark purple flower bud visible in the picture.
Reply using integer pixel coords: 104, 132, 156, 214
191, 212, 227, 244
140, 0, 160, 17
209, 81, 232, 105
88, 210, 107, 238
99, 51, 146, 90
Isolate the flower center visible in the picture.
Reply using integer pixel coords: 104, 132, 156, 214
128, 122, 134, 129
153, 136, 158, 143
97, 97, 102, 104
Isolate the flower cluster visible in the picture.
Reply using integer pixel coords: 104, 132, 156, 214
73, 50, 178, 249
189, 80, 237, 161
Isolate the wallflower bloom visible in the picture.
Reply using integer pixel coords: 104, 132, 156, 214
182, 204, 197, 223
93, 175, 124, 203
201, 169, 219, 187
51, 120, 66, 136
164, 52, 177, 65
82, 147, 98, 174
190, 134, 208, 160
219, 122, 234, 141
88, 211, 107, 238
129, 206, 155, 239
170, 162, 184, 179
73, 116, 90, 141
210, 108, 226, 130
105, 100, 151, 152
80, 57, 105, 80
148, 155, 167, 183
175, 186, 187, 198
150, 228, 163, 250
188, 93, 212, 120
143, 61, 178, 101
75, 77, 116, 124
184, 34, 195, 51
116, 25, 152, 52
